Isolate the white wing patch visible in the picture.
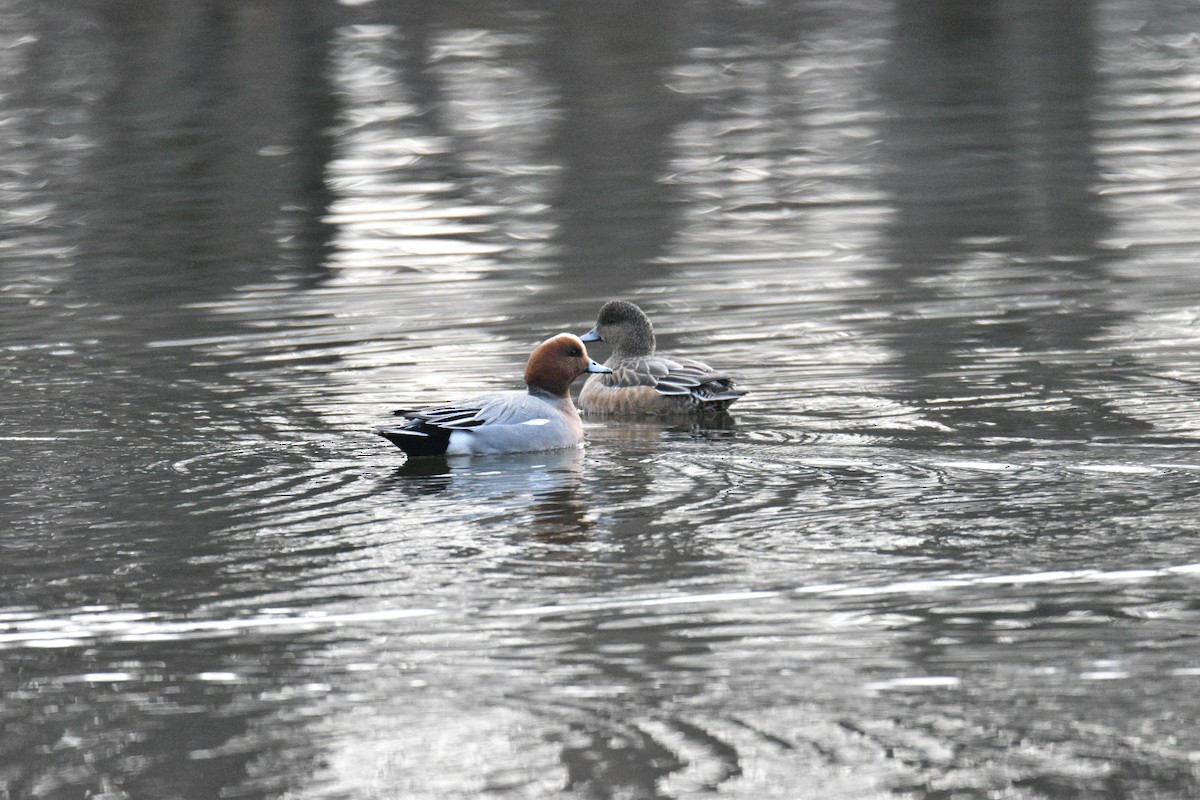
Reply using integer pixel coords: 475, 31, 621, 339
520, 418, 551, 426
379, 427, 428, 438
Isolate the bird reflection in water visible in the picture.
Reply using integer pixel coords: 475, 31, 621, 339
385, 447, 595, 542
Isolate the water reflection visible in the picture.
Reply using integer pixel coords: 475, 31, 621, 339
880, 0, 1107, 265
0, 631, 335, 799
384, 447, 595, 542
873, 1, 1140, 441
539, 1, 685, 294
6, 0, 1200, 798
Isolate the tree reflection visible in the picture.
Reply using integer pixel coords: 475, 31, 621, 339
537, 1, 686, 295
873, 0, 1152, 441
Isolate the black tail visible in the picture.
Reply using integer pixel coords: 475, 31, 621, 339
377, 424, 452, 457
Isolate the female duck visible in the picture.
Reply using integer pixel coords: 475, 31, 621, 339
379, 334, 611, 457
578, 300, 746, 415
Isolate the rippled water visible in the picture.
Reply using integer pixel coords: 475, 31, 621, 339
5, 1, 1200, 798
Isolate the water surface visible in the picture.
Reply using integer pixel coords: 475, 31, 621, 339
5, 1, 1200, 798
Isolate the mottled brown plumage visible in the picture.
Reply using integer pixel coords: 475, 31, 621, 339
578, 300, 747, 415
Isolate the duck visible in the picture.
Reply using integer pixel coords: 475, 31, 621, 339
378, 333, 612, 457
578, 300, 747, 414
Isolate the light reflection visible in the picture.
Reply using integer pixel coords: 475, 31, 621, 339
4, 1, 1200, 798
864, 676, 962, 691
7, 559, 1200, 650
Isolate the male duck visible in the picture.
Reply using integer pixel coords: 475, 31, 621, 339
578, 300, 747, 414
379, 333, 611, 457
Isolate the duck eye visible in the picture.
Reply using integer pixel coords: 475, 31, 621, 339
567, 347, 581, 357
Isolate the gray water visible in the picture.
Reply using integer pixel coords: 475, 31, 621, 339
5, 1, 1200, 798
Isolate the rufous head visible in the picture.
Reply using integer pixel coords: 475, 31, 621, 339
579, 299, 655, 357
524, 333, 611, 397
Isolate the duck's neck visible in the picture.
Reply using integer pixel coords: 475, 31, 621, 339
615, 326, 655, 358
528, 385, 571, 404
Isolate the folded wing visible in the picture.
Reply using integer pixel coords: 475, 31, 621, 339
646, 356, 747, 407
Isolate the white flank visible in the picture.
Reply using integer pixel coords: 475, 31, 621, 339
446, 430, 474, 455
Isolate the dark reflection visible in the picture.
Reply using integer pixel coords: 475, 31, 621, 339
536, 1, 687, 294
2, 5, 345, 797
493, 446, 742, 795
535, 612, 742, 798
1, 0, 346, 601
880, 0, 1023, 264
389, 455, 454, 480
584, 412, 739, 441
880, 1, 1105, 264
528, 482, 598, 542
873, 1, 1152, 441
62, 1, 338, 315
557, 716, 686, 800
